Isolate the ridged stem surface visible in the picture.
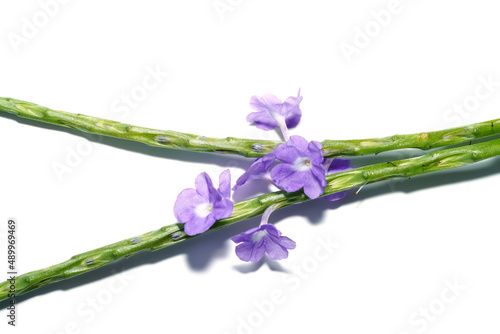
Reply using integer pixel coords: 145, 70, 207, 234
2, 97, 500, 157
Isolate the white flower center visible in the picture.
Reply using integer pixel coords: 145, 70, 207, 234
195, 202, 213, 218
293, 157, 312, 172
252, 230, 268, 242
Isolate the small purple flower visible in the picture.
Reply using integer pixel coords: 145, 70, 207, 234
323, 158, 351, 201
231, 224, 296, 262
174, 170, 233, 236
270, 135, 327, 199
232, 151, 275, 191
247, 90, 302, 140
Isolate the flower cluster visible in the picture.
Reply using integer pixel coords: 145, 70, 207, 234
173, 170, 233, 235
235, 135, 328, 199
174, 91, 351, 262
247, 90, 302, 141
231, 224, 296, 262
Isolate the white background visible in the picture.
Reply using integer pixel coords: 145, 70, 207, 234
1, 1, 500, 333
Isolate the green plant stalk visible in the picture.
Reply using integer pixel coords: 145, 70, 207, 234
2, 138, 500, 302
1, 96, 500, 157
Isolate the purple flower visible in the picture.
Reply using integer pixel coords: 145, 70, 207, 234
174, 170, 233, 236
247, 90, 302, 140
233, 151, 275, 191
323, 158, 351, 201
270, 135, 327, 199
231, 224, 296, 262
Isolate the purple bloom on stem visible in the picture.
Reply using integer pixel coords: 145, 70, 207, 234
233, 151, 275, 191
231, 224, 296, 262
174, 170, 233, 236
270, 135, 327, 199
247, 90, 302, 140
323, 158, 351, 201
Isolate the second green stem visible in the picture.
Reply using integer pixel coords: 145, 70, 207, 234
1, 137, 499, 302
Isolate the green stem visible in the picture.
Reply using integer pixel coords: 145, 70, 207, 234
1, 96, 500, 157
2, 138, 500, 302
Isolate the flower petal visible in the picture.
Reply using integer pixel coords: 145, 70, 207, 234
246, 111, 278, 131
271, 164, 307, 193
311, 164, 327, 188
173, 188, 206, 223
184, 213, 217, 236
235, 241, 266, 262
264, 238, 289, 260
247, 91, 302, 132
247, 94, 285, 131
213, 198, 234, 220
218, 169, 231, 199
195, 172, 216, 201
233, 152, 275, 191
232, 224, 295, 262
308, 140, 324, 164
273, 143, 300, 164
278, 236, 296, 249
327, 158, 351, 174
273, 136, 309, 164
261, 223, 281, 238
288, 135, 309, 153
303, 172, 325, 199
231, 227, 260, 243
282, 91, 303, 129
250, 94, 283, 113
